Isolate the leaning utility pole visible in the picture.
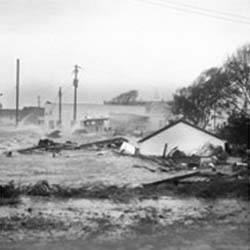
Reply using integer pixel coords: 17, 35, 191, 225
15, 59, 20, 127
72, 65, 80, 124
58, 86, 62, 127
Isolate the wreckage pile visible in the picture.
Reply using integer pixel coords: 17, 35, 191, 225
15, 137, 128, 154
8, 136, 246, 170
1, 136, 249, 206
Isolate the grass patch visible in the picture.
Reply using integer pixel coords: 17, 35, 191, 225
172, 178, 249, 199
2, 177, 249, 203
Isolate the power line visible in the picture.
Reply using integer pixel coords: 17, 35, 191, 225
136, 0, 250, 24
159, 0, 250, 21
139, 0, 250, 24
132, 0, 250, 25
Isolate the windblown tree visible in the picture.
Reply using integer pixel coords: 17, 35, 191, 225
171, 67, 229, 128
223, 44, 250, 114
171, 43, 250, 128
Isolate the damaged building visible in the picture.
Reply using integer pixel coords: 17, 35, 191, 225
138, 120, 226, 157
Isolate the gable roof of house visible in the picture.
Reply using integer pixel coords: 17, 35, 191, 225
138, 119, 225, 143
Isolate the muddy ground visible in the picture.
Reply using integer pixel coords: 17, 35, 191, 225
0, 127, 249, 249
2, 224, 249, 250
0, 196, 249, 250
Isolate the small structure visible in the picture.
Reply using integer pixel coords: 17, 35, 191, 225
79, 117, 109, 133
138, 120, 226, 157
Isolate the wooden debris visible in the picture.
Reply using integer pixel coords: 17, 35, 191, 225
17, 139, 77, 154
142, 170, 200, 187
114, 151, 175, 167
132, 164, 156, 173
17, 145, 45, 154
17, 137, 127, 154
199, 170, 225, 177
77, 137, 128, 149
179, 176, 210, 183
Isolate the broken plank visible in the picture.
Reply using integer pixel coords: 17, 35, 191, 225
142, 170, 200, 187
77, 137, 128, 149
17, 145, 44, 154
132, 165, 156, 173
17, 143, 77, 154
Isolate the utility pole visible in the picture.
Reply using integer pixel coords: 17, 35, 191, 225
58, 86, 62, 127
72, 65, 80, 124
16, 59, 20, 127
37, 95, 41, 108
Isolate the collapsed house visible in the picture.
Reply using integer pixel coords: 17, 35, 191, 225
137, 120, 226, 157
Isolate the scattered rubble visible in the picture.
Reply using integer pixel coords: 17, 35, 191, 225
132, 165, 156, 173
142, 170, 201, 187
2, 135, 249, 204
119, 141, 136, 155
78, 137, 128, 150
16, 137, 128, 154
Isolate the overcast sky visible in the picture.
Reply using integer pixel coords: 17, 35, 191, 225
0, 0, 249, 107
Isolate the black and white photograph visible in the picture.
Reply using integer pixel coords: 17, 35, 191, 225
0, 0, 249, 249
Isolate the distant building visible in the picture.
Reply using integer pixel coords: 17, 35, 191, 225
138, 120, 225, 156
20, 107, 44, 125
79, 117, 110, 133
44, 101, 171, 133
0, 109, 16, 123
0, 107, 44, 125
